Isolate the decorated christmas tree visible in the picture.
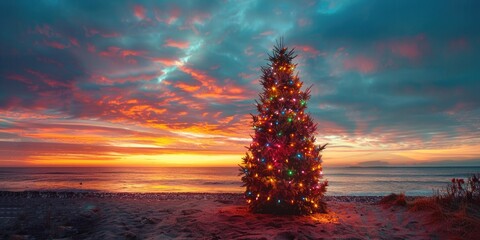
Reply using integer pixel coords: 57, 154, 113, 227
240, 40, 328, 215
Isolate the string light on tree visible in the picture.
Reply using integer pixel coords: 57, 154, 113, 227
240, 39, 328, 215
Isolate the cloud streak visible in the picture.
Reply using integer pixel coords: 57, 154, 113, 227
0, 0, 479, 166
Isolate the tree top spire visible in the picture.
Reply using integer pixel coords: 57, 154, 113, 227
269, 38, 297, 63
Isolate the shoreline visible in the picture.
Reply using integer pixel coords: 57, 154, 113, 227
0, 191, 424, 203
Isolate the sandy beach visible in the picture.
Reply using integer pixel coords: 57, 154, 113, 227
0, 192, 445, 240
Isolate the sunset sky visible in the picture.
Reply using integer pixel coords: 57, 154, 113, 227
1, 0, 479, 167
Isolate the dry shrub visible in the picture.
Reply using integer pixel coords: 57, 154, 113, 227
439, 174, 480, 205
409, 174, 480, 239
379, 193, 407, 207
409, 197, 439, 212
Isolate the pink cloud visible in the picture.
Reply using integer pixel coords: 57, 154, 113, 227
179, 66, 250, 101
317, 120, 348, 135
297, 18, 311, 27
69, 37, 79, 47
244, 46, 254, 56
154, 8, 180, 25
99, 46, 146, 60
7, 74, 33, 85
168, 8, 180, 24
175, 83, 201, 92
179, 66, 216, 87
134, 5, 146, 20
99, 46, 121, 57
449, 38, 469, 52
377, 35, 427, 60
89, 72, 159, 85
87, 43, 96, 53
163, 39, 189, 49
151, 57, 179, 66
42, 78, 70, 88
238, 72, 255, 80
181, 12, 211, 34
43, 40, 67, 49
34, 24, 59, 37
294, 45, 324, 58
120, 49, 145, 58
334, 47, 347, 58
260, 30, 274, 36
390, 42, 420, 59
84, 27, 120, 38
26, 69, 70, 88
343, 56, 377, 73
36, 57, 64, 68
213, 112, 222, 118
446, 102, 470, 115
186, 12, 210, 25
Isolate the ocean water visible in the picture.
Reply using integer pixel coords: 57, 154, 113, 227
0, 167, 479, 196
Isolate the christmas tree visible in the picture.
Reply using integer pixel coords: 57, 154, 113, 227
240, 40, 328, 215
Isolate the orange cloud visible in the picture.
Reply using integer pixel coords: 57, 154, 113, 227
89, 72, 159, 85
179, 66, 217, 87
175, 82, 201, 92
99, 46, 146, 62
178, 66, 252, 101
163, 39, 190, 49
151, 57, 179, 66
